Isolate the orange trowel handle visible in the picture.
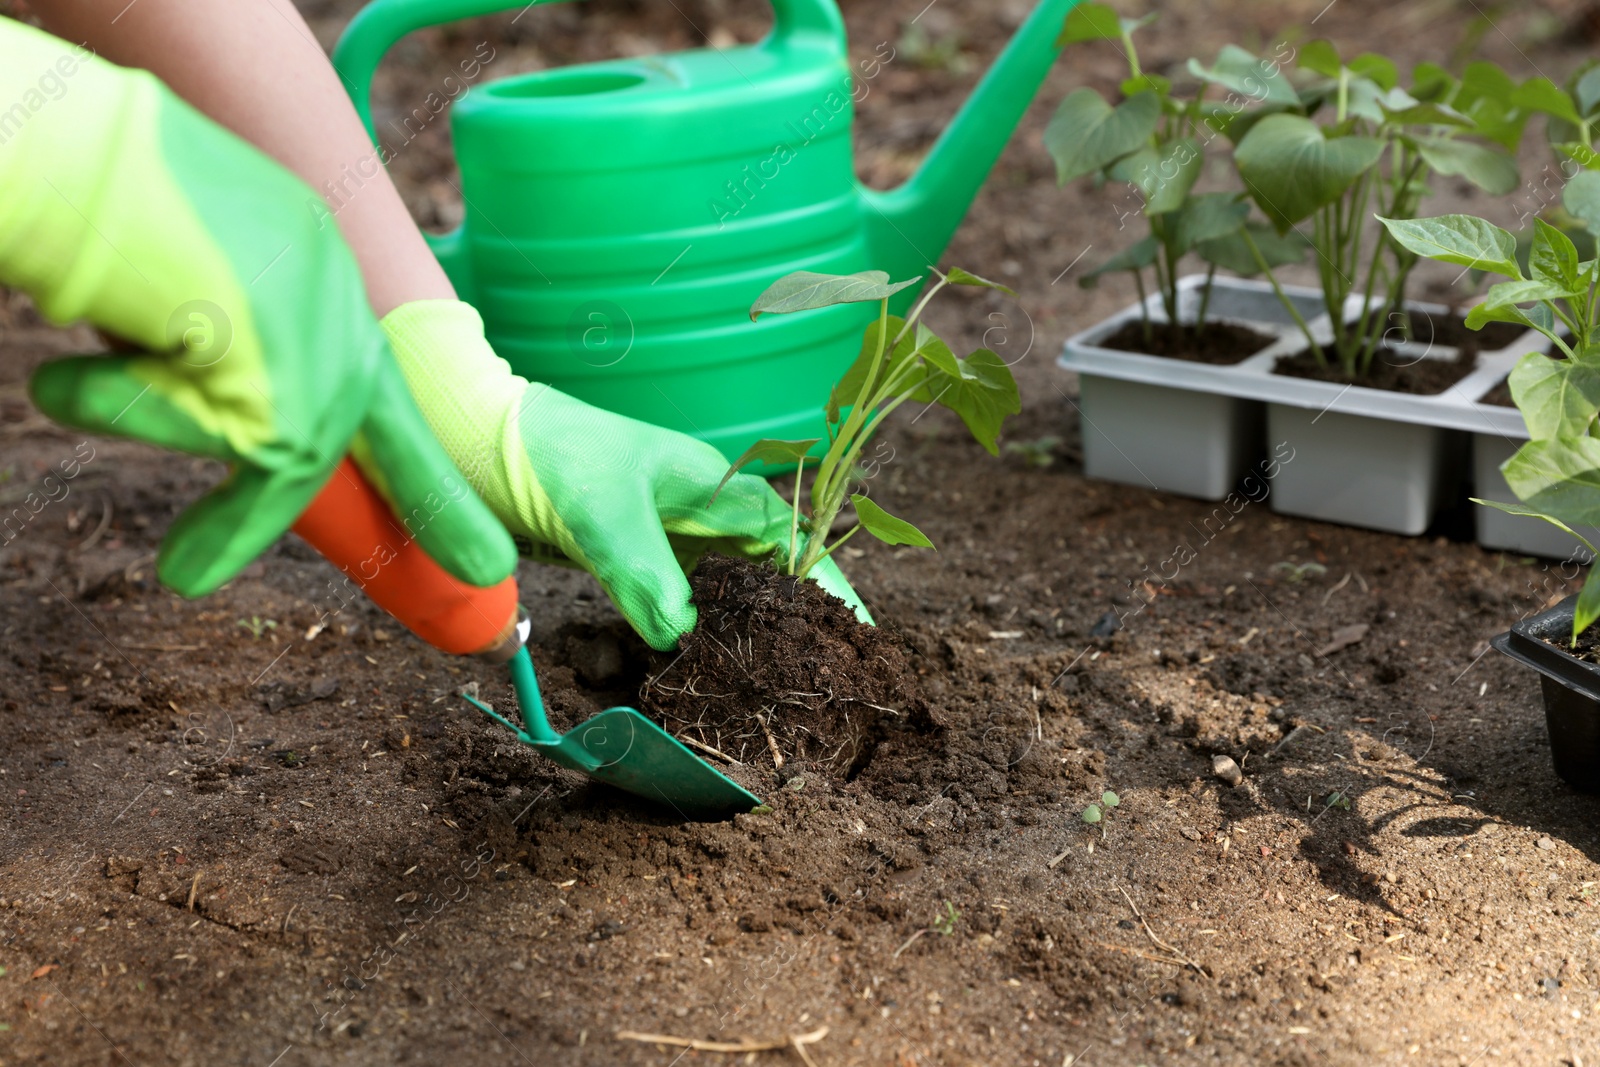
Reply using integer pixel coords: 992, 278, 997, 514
291, 458, 518, 657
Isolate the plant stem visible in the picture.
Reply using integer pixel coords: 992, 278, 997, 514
1133, 268, 1153, 348
814, 522, 863, 565
1197, 264, 1217, 339
786, 459, 807, 576
1242, 226, 1323, 363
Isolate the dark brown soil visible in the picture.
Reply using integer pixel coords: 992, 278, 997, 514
1274, 347, 1477, 396
1097, 320, 1275, 365
1355, 310, 1528, 356
641, 555, 926, 777
7, 1, 1600, 1065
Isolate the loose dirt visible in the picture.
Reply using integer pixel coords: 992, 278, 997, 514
640, 555, 926, 779
1274, 347, 1478, 396
5, 1, 1600, 1065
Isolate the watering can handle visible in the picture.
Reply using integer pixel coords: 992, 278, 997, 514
332, 0, 845, 138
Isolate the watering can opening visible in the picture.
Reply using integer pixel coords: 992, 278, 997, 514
488, 68, 651, 100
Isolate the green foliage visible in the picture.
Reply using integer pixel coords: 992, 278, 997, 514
1047, 4, 1306, 342
1204, 40, 1528, 378
1048, 12, 1524, 367
1326, 791, 1351, 811
236, 616, 277, 639
1004, 436, 1062, 468
738, 268, 1020, 580
1387, 211, 1600, 642
1081, 789, 1121, 836
931, 901, 961, 936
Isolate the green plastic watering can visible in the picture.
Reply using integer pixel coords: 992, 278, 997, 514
334, 0, 1077, 462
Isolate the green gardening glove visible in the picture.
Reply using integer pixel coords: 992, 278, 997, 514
0, 18, 515, 596
381, 299, 872, 651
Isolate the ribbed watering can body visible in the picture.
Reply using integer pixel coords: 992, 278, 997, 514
335, 0, 1075, 461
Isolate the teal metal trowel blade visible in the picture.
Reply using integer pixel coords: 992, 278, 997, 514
461, 647, 762, 820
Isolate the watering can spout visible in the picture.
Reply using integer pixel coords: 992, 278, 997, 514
861, 0, 1076, 298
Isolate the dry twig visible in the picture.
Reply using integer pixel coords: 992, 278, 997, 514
1118, 885, 1209, 979
616, 1026, 828, 1057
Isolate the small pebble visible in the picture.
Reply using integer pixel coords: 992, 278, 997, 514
1537, 837, 1556, 851
1212, 755, 1242, 787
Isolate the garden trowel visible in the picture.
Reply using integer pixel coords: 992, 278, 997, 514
461, 647, 763, 820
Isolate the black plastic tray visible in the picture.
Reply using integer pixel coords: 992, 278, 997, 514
1492, 595, 1600, 792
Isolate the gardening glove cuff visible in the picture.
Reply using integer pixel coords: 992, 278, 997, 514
380, 298, 872, 649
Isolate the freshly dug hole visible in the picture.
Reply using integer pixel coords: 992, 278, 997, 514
640, 555, 926, 776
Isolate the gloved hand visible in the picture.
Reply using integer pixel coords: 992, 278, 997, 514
381, 299, 872, 651
0, 17, 515, 596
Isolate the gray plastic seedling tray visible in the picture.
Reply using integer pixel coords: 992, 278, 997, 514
1060, 275, 1543, 534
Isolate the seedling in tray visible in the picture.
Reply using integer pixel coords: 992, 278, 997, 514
719, 267, 1021, 580
1382, 211, 1600, 640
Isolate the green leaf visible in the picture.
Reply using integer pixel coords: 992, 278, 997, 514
1578, 565, 1600, 640
1459, 61, 1516, 107
1187, 45, 1300, 109
911, 322, 961, 379
1044, 89, 1161, 185
1081, 804, 1103, 825
1196, 221, 1308, 275
1502, 436, 1600, 525
1410, 136, 1519, 195
1101, 790, 1120, 808
1170, 192, 1249, 253
1411, 61, 1457, 103
1078, 235, 1159, 288
1482, 277, 1585, 310
1530, 217, 1583, 292
1121, 73, 1171, 100
1566, 171, 1600, 234
829, 314, 916, 422
1057, 2, 1122, 45
1464, 300, 1553, 335
712, 438, 821, 501
750, 271, 919, 320
1348, 53, 1398, 91
912, 348, 1021, 454
1109, 138, 1203, 215
1577, 64, 1600, 117
1512, 77, 1585, 125
1507, 352, 1600, 439
944, 267, 1017, 298
1377, 214, 1522, 278
1234, 115, 1383, 230
849, 494, 934, 548
1381, 95, 1474, 128
1297, 39, 1341, 79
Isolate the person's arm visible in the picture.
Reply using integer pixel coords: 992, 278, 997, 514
0, 14, 516, 599
28, 0, 451, 316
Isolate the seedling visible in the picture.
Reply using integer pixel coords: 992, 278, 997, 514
893, 900, 962, 957
1081, 789, 1121, 839
1004, 436, 1062, 468
1047, 3, 1306, 343
237, 616, 278, 640
1200, 43, 1523, 377
723, 267, 1021, 580
1271, 561, 1328, 583
1382, 212, 1600, 641
1325, 790, 1351, 811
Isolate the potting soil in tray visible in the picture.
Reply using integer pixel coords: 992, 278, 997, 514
1352, 310, 1526, 354
640, 554, 928, 778
1273, 346, 1477, 395
1542, 626, 1600, 665
1095, 320, 1275, 365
